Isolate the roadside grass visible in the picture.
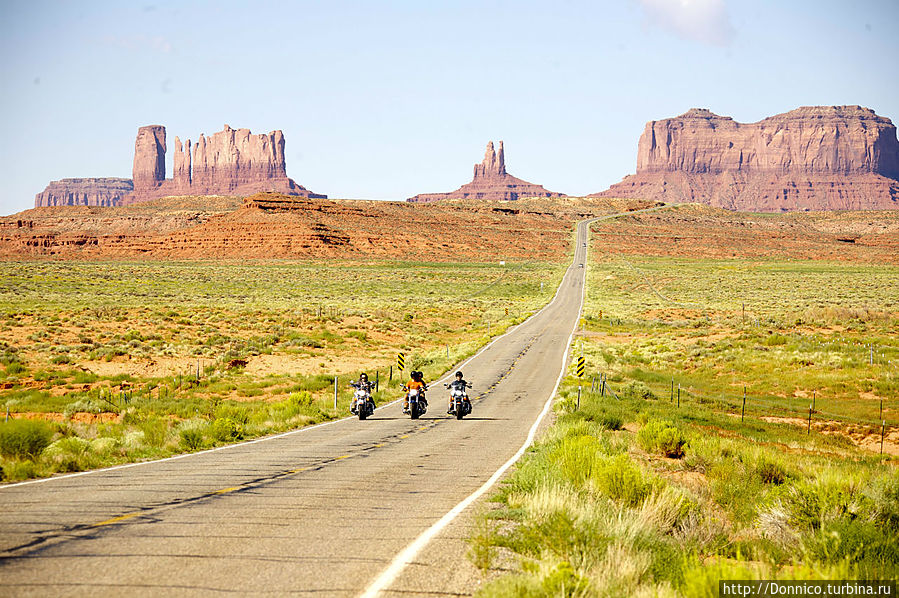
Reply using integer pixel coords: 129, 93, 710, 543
472, 386, 898, 597
0, 259, 565, 482
471, 252, 898, 596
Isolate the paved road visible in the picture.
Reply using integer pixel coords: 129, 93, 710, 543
0, 219, 593, 597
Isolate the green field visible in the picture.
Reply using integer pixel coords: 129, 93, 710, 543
470, 253, 899, 596
583, 257, 898, 426
0, 259, 565, 481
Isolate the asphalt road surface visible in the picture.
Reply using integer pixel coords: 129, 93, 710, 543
0, 218, 594, 597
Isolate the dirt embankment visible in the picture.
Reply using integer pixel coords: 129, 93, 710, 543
0, 194, 649, 261
591, 202, 899, 263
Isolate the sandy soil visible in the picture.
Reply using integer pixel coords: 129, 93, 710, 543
761, 415, 899, 456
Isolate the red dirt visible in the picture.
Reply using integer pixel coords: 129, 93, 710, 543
591, 203, 899, 264
0, 194, 650, 261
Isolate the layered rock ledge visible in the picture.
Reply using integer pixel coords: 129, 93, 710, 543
593, 106, 899, 211
34, 178, 134, 207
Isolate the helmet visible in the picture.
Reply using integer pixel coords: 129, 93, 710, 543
412, 370, 422, 379
360, 373, 368, 381
455, 371, 463, 378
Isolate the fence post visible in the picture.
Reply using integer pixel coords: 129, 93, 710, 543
742, 387, 746, 422
333, 376, 338, 410
375, 371, 379, 392
882, 421, 886, 455
600, 375, 605, 397
389, 366, 393, 382
677, 384, 680, 408
670, 378, 674, 403
807, 405, 812, 435
577, 386, 581, 410
812, 391, 815, 412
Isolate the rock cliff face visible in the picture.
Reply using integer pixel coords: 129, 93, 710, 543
594, 106, 899, 211
408, 141, 565, 202
124, 124, 325, 204
34, 178, 134, 207
132, 125, 167, 195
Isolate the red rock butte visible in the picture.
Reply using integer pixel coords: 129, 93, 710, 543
35, 124, 325, 207
408, 141, 565, 202
34, 178, 134, 207
592, 106, 899, 211
123, 124, 325, 204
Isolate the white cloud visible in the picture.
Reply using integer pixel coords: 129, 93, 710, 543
638, 0, 736, 46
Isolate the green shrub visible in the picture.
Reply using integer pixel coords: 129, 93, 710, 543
593, 454, 652, 507
867, 474, 899, 529
43, 436, 93, 472
63, 397, 104, 417
581, 402, 625, 430
1, 458, 38, 481
549, 433, 605, 488
89, 437, 119, 455
755, 458, 790, 485
763, 334, 788, 346
0, 419, 53, 459
5, 362, 26, 375
178, 421, 207, 450
801, 519, 899, 577
637, 419, 686, 458
622, 380, 656, 401
215, 404, 250, 425
780, 479, 863, 531
139, 417, 169, 447
210, 418, 244, 442
541, 561, 589, 597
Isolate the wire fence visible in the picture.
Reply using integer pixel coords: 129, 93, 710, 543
575, 369, 895, 454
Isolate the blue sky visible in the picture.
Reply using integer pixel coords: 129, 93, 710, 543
1, 0, 897, 214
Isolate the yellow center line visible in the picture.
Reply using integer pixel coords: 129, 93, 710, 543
398, 434, 409, 439
334, 455, 350, 460
93, 512, 140, 527
214, 486, 240, 495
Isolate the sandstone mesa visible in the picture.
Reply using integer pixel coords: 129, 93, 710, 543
33, 178, 134, 208
592, 105, 899, 211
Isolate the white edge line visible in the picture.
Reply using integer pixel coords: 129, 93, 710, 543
359, 219, 593, 598
0, 233, 579, 492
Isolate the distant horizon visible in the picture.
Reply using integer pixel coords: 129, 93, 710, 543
3, 0, 898, 215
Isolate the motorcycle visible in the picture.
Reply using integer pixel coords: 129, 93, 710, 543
444, 382, 473, 420
350, 382, 375, 420
402, 384, 428, 420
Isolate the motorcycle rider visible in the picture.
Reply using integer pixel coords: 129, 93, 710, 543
446, 370, 472, 414
349, 372, 375, 414
403, 370, 428, 414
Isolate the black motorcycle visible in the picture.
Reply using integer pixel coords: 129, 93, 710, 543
445, 381, 473, 420
350, 382, 375, 420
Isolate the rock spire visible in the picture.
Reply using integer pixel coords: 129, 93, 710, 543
409, 141, 564, 202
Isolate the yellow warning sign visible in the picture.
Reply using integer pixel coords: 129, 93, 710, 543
396, 352, 405, 371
